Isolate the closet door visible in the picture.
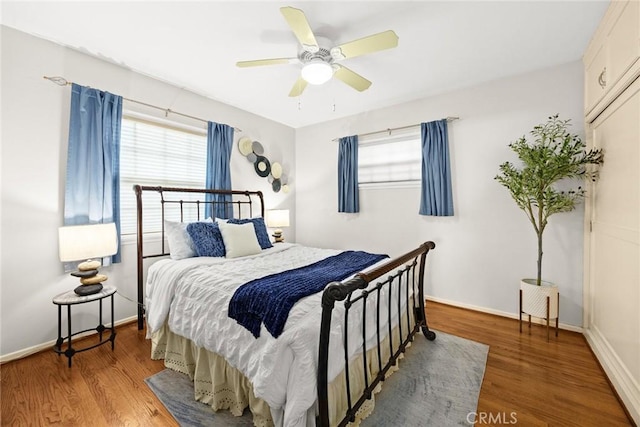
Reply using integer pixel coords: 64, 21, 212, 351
587, 75, 640, 385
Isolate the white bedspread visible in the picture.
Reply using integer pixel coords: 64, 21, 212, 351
145, 243, 411, 427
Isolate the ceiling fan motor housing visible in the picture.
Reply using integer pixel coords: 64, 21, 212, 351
298, 47, 333, 66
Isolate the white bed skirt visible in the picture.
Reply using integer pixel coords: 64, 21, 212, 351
150, 318, 414, 427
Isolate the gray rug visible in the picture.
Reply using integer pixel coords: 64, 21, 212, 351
145, 331, 488, 426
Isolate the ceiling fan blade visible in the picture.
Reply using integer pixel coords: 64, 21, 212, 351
236, 58, 297, 68
334, 66, 372, 92
288, 77, 308, 97
331, 30, 399, 60
280, 6, 319, 52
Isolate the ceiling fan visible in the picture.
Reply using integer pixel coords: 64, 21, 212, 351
236, 6, 399, 97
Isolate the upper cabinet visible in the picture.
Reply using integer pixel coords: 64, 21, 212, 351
584, 0, 640, 120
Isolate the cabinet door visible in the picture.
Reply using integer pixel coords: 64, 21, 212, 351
608, 0, 640, 88
587, 76, 640, 385
584, 0, 640, 116
585, 43, 608, 113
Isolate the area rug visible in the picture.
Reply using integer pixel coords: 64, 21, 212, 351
145, 331, 488, 426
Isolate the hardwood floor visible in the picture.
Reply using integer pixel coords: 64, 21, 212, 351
1, 302, 633, 426
1, 324, 173, 426
426, 302, 633, 427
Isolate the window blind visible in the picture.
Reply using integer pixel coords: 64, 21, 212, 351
119, 117, 207, 235
358, 129, 421, 186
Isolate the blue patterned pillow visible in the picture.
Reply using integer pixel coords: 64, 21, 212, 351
228, 218, 273, 250
186, 222, 226, 257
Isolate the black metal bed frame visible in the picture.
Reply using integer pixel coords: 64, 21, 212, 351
318, 241, 436, 426
133, 185, 436, 427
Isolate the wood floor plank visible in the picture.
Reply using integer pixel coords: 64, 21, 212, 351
1, 302, 634, 426
1, 324, 174, 426
426, 301, 633, 426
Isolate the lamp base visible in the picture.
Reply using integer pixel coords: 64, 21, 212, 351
272, 230, 284, 243
74, 283, 103, 296
70, 269, 98, 278
78, 259, 102, 271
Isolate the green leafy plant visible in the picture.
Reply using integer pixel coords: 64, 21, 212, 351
495, 114, 604, 286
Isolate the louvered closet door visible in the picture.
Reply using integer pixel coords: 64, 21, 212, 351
587, 75, 640, 383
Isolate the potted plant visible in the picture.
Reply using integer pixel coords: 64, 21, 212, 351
495, 114, 603, 324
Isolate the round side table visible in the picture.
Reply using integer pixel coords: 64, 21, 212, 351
52, 284, 117, 367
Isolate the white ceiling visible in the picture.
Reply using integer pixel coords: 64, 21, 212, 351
1, 1, 608, 128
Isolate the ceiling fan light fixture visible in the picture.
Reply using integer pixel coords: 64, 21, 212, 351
301, 60, 333, 85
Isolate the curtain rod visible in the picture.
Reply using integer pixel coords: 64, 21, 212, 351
331, 116, 459, 142
43, 76, 242, 133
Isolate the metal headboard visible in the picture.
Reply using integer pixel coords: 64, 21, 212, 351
133, 185, 265, 329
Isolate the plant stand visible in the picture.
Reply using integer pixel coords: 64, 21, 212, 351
519, 279, 559, 341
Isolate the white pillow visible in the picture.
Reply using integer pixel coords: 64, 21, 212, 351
165, 219, 212, 260
218, 221, 262, 258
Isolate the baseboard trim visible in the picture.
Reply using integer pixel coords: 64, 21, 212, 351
584, 326, 640, 425
425, 295, 584, 333
0, 315, 138, 364
0, 299, 587, 361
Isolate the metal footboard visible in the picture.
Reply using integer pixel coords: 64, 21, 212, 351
317, 241, 436, 427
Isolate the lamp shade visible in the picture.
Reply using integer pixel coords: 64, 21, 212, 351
58, 223, 118, 262
265, 210, 290, 228
301, 60, 333, 85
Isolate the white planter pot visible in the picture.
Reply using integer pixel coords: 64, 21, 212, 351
520, 279, 559, 320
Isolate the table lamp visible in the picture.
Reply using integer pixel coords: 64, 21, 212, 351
58, 223, 118, 296
265, 209, 290, 243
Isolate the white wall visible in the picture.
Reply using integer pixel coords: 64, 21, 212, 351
0, 26, 296, 358
295, 61, 587, 327
0, 24, 587, 360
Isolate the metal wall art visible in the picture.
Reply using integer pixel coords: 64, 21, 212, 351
238, 136, 290, 193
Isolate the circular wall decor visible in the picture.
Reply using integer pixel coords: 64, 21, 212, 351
272, 179, 282, 193
252, 141, 265, 155
271, 162, 282, 179
239, 138, 290, 193
238, 137, 253, 156
254, 156, 271, 177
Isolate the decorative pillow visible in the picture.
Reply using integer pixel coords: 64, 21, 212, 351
228, 217, 273, 249
165, 220, 196, 260
218, 221, 262, 258
165, 218, 213, 260
186, 222, 226, 257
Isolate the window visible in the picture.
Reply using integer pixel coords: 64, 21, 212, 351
358, 128, 421, 188
119, 114, 207, 235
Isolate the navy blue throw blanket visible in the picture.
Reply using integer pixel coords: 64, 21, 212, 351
228, 251, 388, 338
